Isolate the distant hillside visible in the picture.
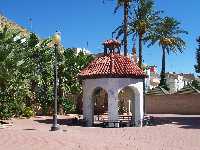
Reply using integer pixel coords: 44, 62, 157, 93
0, 15, 30, 37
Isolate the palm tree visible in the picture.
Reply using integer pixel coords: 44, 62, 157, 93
114, 0, 132, 56
146, 17, 188, 87
113, 0, 162, 68
131, 0, 162, 68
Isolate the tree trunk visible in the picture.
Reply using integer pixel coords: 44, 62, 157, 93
160, 46, 166, 86
138, 33, 143, 69
123, 1, 128, 56
30, 79, 37, 108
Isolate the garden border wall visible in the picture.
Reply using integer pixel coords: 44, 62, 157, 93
145, 94, 200, 114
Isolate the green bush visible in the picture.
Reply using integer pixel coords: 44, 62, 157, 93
61, 98, 76, 114
0, 95, 24, 120
192, 80, 200, 90
23, 107, 35, 118
36, 85, 53, 115
0, 101, 13, 120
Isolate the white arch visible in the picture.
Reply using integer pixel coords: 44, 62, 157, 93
92, 87, 108, 114
118, 84, 143, 126
118, 86, 135, 115
118, 83, 141, 95
91, 87, 108, 97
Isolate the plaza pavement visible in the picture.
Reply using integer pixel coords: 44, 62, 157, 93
0, 114, 200, 150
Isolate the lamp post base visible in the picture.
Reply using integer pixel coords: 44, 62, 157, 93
51, 125, 60, 131
51, 114, 60, 131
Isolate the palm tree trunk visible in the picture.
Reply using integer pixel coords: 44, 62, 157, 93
138, 33, 143, 69
123, 0, 128, 56
160, 46, 166, 86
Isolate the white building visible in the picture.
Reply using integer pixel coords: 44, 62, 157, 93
79, 41, 146, 127
145, 65, 160, 91
74, 48, 91, 55
166, 72, 195, 93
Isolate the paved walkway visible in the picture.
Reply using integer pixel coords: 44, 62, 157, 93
0, 114, 200, 150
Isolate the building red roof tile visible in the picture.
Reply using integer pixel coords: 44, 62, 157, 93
79, 52, 146, 79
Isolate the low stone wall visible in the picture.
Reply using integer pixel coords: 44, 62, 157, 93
145, 94, 200, 114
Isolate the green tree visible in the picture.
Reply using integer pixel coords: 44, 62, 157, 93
0, 25, 93, 118
146, 17, 188, 87
0, 26, 28, 119
20, 32, 54, 115
33, 39, 54, 114
59, 48, 93, 113
194, 36, 200, 73
62, 49, 93, 95
192, 80, 200, 90
0, 26, 54, 117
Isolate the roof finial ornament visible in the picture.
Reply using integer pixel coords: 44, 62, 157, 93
103, 39, 121, 55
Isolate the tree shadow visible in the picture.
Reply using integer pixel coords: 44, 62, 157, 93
34, 118, 107, 127
34, 117, 86, 127
152, 116, 200, 129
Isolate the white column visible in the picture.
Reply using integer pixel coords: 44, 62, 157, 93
134, 89, 144, 127
82, 82, 93, 127
128, 99, 131, 115
108, 89, 119, 127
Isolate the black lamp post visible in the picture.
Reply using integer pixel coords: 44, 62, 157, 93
51, 32, 61, 131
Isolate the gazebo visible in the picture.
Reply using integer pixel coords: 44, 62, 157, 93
79, 40, 146, 127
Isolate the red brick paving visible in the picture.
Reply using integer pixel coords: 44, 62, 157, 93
0, 114, 200, 150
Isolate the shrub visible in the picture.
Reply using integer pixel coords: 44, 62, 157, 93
23, 107, 35, 118
0, 96, 24, 120
36, 85, 53, 115
0, 102, 13, 120
61, 98, 76, 114
192, 80, 200, 90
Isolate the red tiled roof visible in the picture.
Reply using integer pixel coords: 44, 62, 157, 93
79, 52, 146, 79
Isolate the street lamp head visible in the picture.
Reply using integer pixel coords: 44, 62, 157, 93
53, 31, 61, 45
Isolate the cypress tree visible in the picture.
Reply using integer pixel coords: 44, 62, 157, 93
194, 36, 200, 73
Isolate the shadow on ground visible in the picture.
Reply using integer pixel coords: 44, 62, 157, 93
152, 116, 200, 129
34, 117, 113, 128
34, 118, 85, 127
23, 128, 37, 131
34, 116, 200, 129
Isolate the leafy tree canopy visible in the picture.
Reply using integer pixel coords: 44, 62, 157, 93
0, 26, 93, 119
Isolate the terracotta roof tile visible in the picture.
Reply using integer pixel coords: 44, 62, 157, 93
79, 52, 146, 79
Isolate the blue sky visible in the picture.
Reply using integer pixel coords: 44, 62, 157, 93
1, 0, 200, 75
